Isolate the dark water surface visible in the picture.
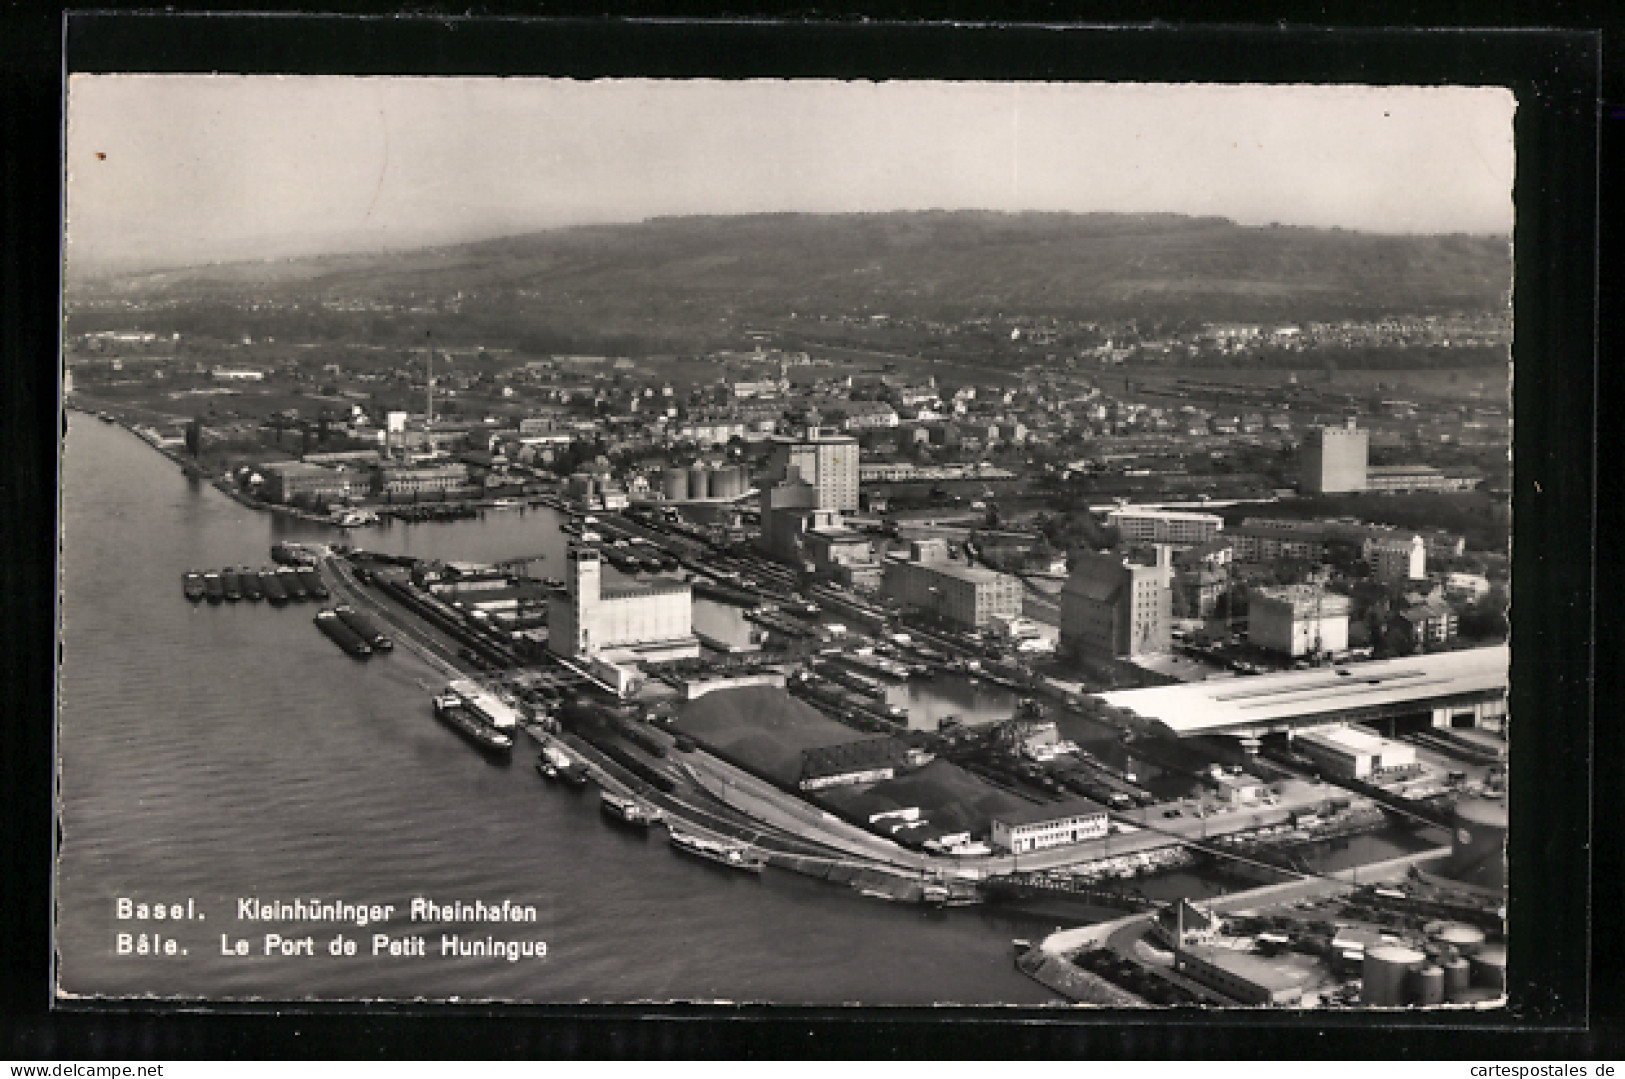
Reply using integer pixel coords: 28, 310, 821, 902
56, 415, 1062, 1005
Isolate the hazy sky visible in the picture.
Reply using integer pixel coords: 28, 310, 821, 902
66, 77, 1516, 270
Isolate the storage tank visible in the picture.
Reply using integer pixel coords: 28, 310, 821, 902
1443, 956, 1473, 1000
1408, 965, 1445, 1007
711, 465, 745, 500
1470, 944, 1507, 992
1362, 945, 1425, 1007
662, 467, 688, 500
688, 466, 710, 500
1450, 797, 1508, 890
1433, 922, 1487, 953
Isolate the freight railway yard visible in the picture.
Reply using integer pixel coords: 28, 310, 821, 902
178, 499, 1508, 1007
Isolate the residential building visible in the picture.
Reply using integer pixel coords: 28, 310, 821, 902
1106, 507, 1224, 546
1398, 597, 1459, 646
1365, 534, 1427, 582
1060, 550, 1171, 661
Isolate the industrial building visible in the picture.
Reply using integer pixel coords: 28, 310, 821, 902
797, 739, 910, 791
548, 544, 698, 662
881, 542, 1023, 629
1105, 507, 1224, 546
1300, 418, 1369, 494
988, 798, 1108, 854
258, 461, 361, 505
766, 427, 860, 511
1059, 550, 1171, 661
1292, 726, 1417, 780
1248, 585, 1351, 657
1094, 644, 1508, 739
1364, 464, 1483, 494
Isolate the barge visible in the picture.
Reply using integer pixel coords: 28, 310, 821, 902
182, 572, 205, 602
433, 693, 514, 756
221, 568, 243, 602
296, 566, 329, 600
239, 568, 264, 601
259, 567, 288, 604
667, 829, 767, 874
314, 608, 372, 658
277, 566, 307, 600
333, 604, 392, 651
203, 571, 224, 604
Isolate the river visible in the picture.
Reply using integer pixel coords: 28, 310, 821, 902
55, 414, 1064, 1005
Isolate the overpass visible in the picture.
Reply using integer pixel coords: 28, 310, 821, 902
1095, 645, 1508, 740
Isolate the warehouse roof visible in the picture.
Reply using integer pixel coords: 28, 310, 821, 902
1095, 645, 1508, 737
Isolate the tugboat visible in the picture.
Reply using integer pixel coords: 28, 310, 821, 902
182, 572, 205, 602
667, 829, 767, 874
433, 692, 514, 756
599, 791, 662, 830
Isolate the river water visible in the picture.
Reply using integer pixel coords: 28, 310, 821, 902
55, 414, 1064, 1005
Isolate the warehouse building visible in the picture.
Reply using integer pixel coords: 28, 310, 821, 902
1095, 644, 1508, 739
1249, 585, 1351, 657
548, 544, 698, 662
882, 542, 1022, 629
1300, 418, 1369, 494
1060, 549, 1171, 661
1293, 726, 1417, 780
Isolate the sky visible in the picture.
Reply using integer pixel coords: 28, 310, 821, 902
65, 77, 1516, 270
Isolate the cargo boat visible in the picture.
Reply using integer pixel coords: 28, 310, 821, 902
277, 566, 307, 600
333, 605, 392, 651
314, 608, 372, 658
599, 791, 662, 829
434, 693, 514, 756
667, 829, 767, 874
221, 568, 243, 602
296, 566, 329, 600
182, 572, 205, 602
259, 567, 288, 604
271, 542, 315, 566
536, 742, 590, 786
203, 571, 224, 603
239, 568, 264, 601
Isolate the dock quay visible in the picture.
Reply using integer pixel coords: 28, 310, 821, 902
743, 608, 819, 639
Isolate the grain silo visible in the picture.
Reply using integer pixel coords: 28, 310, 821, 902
662, 467, 688, 501
1449, 797, 1508, 890
1470, 944, 1507, 992
1408, 965, 1445, 1007
1362, 944, 1426, 1007
688, 466, 710, 500
711, 465, 745, 500
1442, 956, 1473, 1001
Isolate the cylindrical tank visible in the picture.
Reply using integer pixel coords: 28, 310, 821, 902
1470, 944, 1507, 991
1362, 945, 1425, 1007
1443, 956, 1472, 1000
688, 466, 710, 500
1450, 797, 1508, 890
662, 468, 688, 500
1409, 965, 1445, 1007
1433, 922, 1487, 952
712, 465, 745, 499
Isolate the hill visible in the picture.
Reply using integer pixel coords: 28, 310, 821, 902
67, 212, 1511, 353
